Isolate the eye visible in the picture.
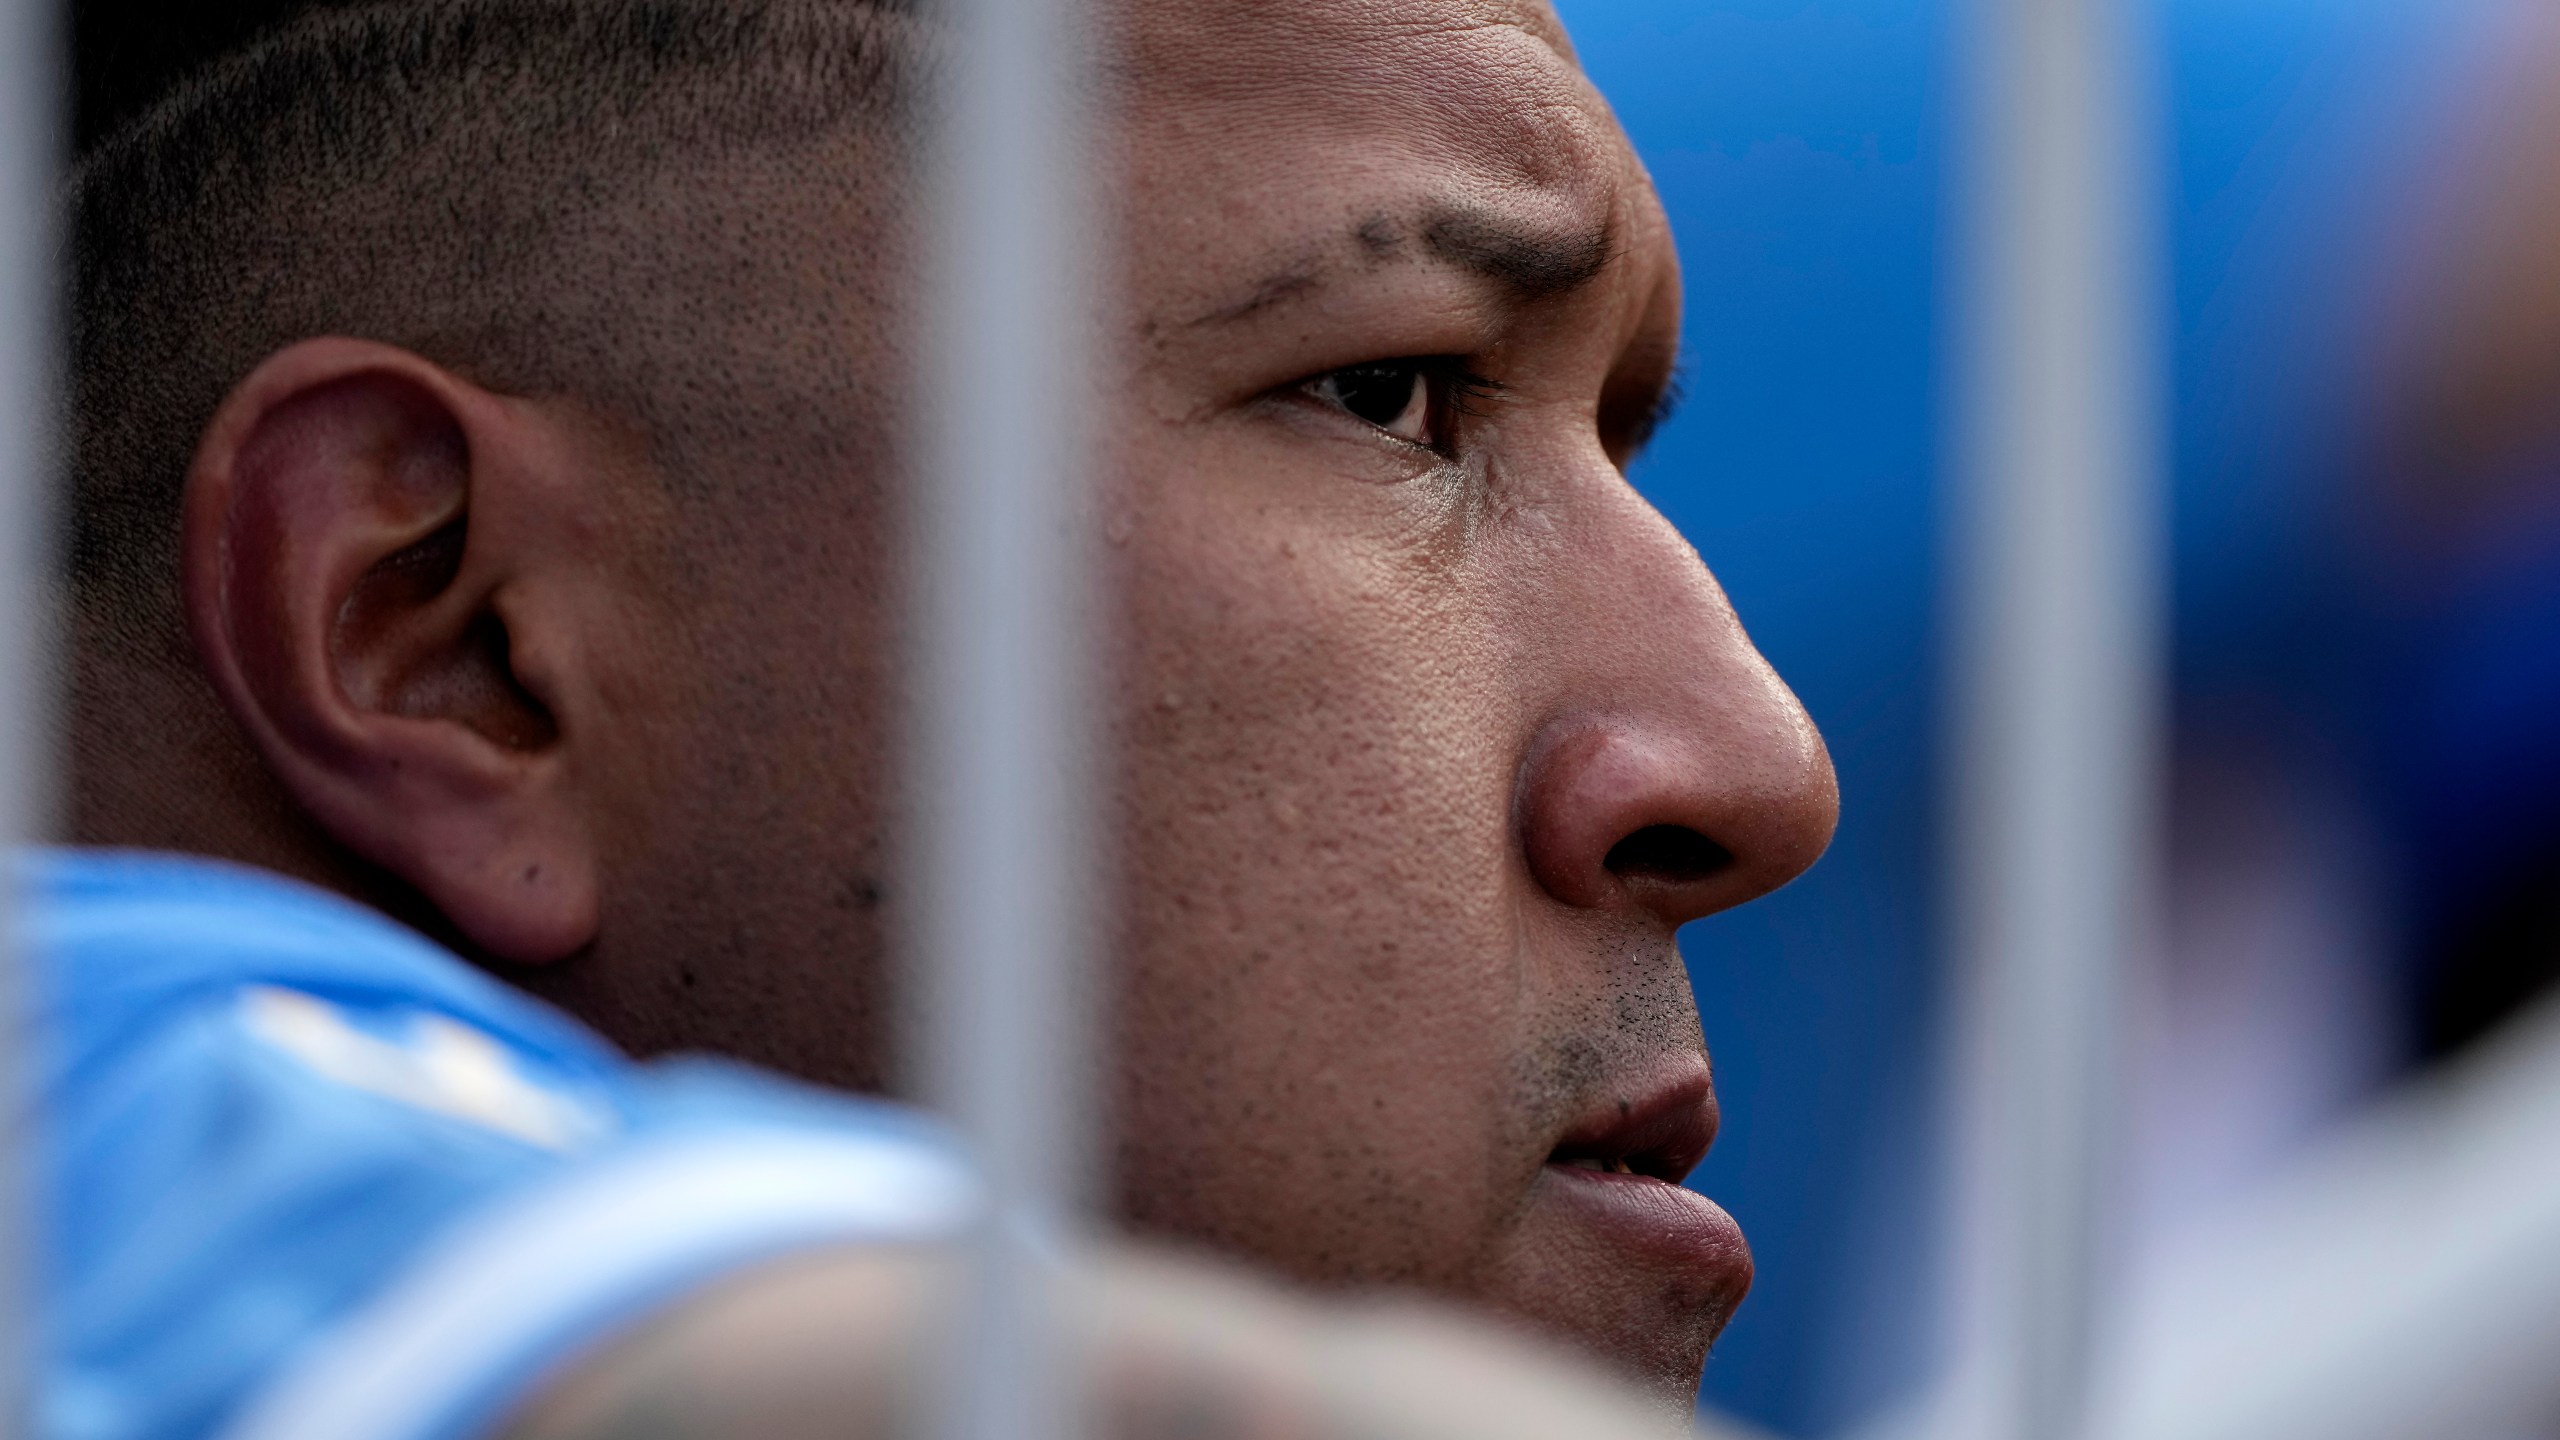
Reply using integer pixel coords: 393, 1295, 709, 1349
1305, 361, 1433, 442
1297, 359, 1499, 453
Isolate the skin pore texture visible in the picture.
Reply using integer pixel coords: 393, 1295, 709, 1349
72, 0, 1836, 1416
1097, 0, 1834, 1394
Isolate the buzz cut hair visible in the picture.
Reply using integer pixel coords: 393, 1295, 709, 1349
68, 0, 931, 646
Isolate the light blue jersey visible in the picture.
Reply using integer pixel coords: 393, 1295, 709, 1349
27, 848, 977, 1440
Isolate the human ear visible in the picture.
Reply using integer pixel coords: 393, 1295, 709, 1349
182, 337, 598, 962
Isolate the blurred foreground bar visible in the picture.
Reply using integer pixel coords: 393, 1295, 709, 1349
0, 0, 59, 1434
1944, 0, 2162, 1436
917, 1, 1097, 1439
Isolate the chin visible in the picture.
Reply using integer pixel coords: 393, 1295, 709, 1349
1538, 1277, 1738, 1411
1612, 1301, 1731, 1410
1479, 1169, 1754, 1408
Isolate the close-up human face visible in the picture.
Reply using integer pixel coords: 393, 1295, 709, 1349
1096, 0, 1838, 1402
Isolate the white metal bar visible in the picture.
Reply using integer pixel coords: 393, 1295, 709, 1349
0, 0, 59, 1434
918, 0, 1095, 1437
1942, 0, 2162, 1437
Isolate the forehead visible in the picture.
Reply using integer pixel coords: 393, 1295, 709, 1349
1117, 0, 1625, 214
1121, 0, 1578, 84
1111, 0, 1669, 341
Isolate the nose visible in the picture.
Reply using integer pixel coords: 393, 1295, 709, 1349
1512, 500, 1838, 931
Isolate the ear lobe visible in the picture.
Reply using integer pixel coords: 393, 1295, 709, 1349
184, 337, 599, 963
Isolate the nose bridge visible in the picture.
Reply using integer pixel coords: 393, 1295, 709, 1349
1511, 465, 1839, 923
1565, 470, 1799, 751
1592, 479, 1753, 682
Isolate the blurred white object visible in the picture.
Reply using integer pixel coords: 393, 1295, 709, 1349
2091, 982, 2560, 1440
2130, 747, 2397, 1249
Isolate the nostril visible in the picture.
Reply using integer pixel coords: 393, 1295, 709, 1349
1603, 825, 1734, 886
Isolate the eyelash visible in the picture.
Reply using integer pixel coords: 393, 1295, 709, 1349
1435, 361, 1506, 413
1618, 367, 1685, 460
1297, 356, 1505, 457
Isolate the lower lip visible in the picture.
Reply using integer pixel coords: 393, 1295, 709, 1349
1539, 1164, 1752, 1311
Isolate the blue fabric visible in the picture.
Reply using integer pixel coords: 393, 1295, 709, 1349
26, 848, 960, 1440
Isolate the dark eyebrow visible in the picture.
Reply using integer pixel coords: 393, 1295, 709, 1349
1190, 202, 1619, 330
1418, 205, 1617, 300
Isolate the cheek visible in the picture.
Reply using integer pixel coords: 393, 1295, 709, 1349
1099, 462, 1539, 1283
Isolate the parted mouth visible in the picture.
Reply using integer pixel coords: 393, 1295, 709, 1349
1555, 1154, 1642, 1175
1542, 1060, 1719, 1185
1531, 1053, 1752, 1348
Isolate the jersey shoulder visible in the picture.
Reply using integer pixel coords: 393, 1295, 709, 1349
28, 849, 973, 1440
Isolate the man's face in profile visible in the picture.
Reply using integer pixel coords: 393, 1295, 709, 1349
1068, 0, 1836, 1399
117, 0, 1835, 1408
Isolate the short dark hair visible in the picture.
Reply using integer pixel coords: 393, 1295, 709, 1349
68, 0, 926, 642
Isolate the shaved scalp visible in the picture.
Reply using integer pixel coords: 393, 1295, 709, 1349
68, 0, 930, 648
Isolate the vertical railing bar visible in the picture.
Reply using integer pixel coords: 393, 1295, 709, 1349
919, 0, 1095, 1439
0, 1, 60, 1436
1944, 0, 2161, 1438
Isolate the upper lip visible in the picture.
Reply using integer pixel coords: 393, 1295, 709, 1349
1543, 1058, 1720, 1184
